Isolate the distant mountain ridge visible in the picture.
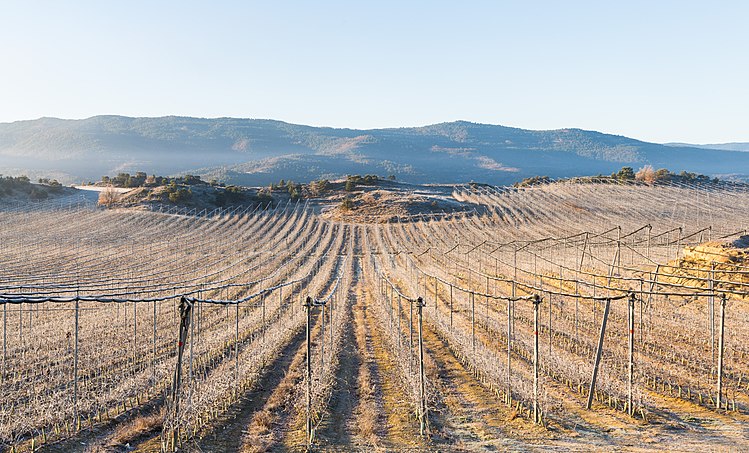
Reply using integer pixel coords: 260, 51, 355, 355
665, 142, 749, 152
1, 116, 748, 185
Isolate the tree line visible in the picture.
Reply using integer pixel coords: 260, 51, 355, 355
514, 166, 720, 187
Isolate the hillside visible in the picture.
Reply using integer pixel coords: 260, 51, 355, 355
2, 116, 748, 185
4, 180, 749, 452
666, 142, 749, 152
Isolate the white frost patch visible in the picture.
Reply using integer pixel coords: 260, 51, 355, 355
475, 156, 519, 172
74, 185, 134, 194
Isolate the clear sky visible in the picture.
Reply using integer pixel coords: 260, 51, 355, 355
0, 1, 747, 144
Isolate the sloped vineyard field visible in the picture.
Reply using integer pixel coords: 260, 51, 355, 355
2, 180, 749, 452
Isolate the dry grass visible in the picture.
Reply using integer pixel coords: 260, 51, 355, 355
241, 321, 321, 452
252, 409, 274, 433
107, 408, 164, 448
364, 290, 424, 449
352, 287, 380, 443
49, 408, 165, 453
242, 366, 303, 452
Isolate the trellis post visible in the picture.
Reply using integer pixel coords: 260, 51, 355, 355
471, 292, 476, 353
321, 301, 326, 370
2, 302, 6, 382
417, 296, 427, 435
167, 297, 192, 452
73, 297, 79, 429
449, 284, 453, 330
507, 296, 512, 406
235, 302, 239, 388
709, 263, 715, 362
397, 293, 402, 349
153, 299, 157, 386
717, 293, 726, 410
587, 297, 611, 410
532, 294, 542, 424
628, 293, 635, 416
304, 296, 313, 449
409, 298, 414, 374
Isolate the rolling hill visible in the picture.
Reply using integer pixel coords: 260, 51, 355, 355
1, 116, 747, 185
666, 142, 749, 152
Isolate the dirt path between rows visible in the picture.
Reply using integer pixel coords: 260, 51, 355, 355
420, 322, 546, 452
314, 258, 362, 450
193, 326, 309, 453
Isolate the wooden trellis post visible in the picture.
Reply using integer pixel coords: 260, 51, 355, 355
167, 297, 192, 452
73, 297, 79, 429
449, 284, 453, 330
262, 293, 266, 347
574, 280, 579, 344
587, 298, 611, 410
471, 292, 476, 353
628, 293, 635, 416
485, 276, 489, 326
321, 299, 326, 369
133, 299, 138, 368
2, 302, 6, 382
507, 296, 512, 406
235, 302, 239, 386
548, 293, 552, 357
533, 294, 542, 424
709, 263, 715, 362
153, 300, 157, 386
717, 294, 726, 410
417, 296, 427, 435
304, 296, 313, 449
331, 284, 336, 363
397, 294, 402, 349
409, 298, 414, 374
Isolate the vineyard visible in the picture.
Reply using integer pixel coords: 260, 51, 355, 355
2, 180, 749, 452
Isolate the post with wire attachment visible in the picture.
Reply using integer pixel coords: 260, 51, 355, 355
507, 296, 512, 406
397, 294, 402, 349
235, 302, 239, 390
2, 301, 6, 383
628, 293, 635, 416
417, 296, 427, 435
717, 293, 726, 410
449, 284, 453, 331
166, 297, 192, 452
471, 292, 476, 353
304, 296, 314, 449
532, 294, 542, 424
409, 298, 414, 374
74, 297, 79, 430
587, 297, 612, 410
709, 263, 715, 363
321, 300, 326, 370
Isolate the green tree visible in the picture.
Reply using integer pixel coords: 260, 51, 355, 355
168, 188, 192, 203
310, 179, 330, 196
654, 168, 671, 181
614, 166, 635, 181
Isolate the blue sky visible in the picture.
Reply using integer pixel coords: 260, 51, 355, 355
0, 1, 747, 143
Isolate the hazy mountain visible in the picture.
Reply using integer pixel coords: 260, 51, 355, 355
666, 142, 749, 152
1, 116, 748, 185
